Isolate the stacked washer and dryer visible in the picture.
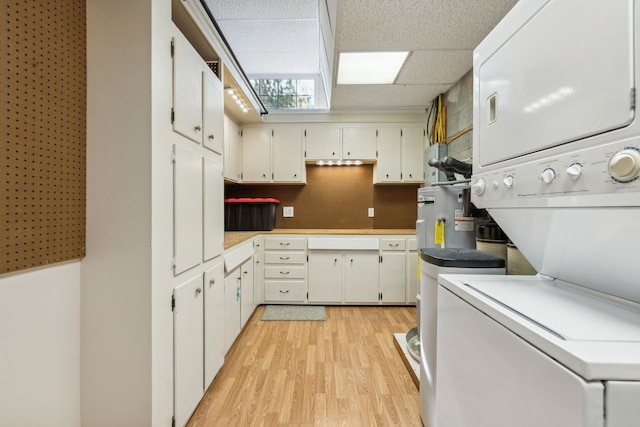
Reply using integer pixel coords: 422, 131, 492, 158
426, 0, 640, 426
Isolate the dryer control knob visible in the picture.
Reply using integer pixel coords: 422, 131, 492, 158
472, 179, 486, 195
566, 164, 583, 180
540, 168, 556, 184
503, 176, 514, 188
609, 148, 640, 182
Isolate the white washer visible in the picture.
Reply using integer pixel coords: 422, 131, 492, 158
418, 248, 505, 427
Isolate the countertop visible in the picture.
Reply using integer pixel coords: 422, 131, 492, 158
224, 228, 416, 249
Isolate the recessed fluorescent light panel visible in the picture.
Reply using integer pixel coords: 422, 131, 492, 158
337, 51, 410, 85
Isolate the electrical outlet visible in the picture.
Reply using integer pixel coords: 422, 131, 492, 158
368, 207, 374, 218
283, 206, 294, 217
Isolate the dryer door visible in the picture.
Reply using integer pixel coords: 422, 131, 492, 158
435, 287, 604, 427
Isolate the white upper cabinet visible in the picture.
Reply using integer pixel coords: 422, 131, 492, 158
304, 127, 341, 160
223, 115, 242, 182
202, 68, 224, 154
375, 127, 402, 183
172, 35, 203, 144
242, 128, 272, 182
273, 127, 305, 182
375, 126, 425, 184
402, 127, 425, 183
342, 127, 377, 160
172, 33, 223, 149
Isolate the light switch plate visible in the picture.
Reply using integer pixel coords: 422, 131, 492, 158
368, 207, 374, 217
283, 206, 294, 217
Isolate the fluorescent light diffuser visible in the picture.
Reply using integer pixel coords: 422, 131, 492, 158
337, 51, 409, 85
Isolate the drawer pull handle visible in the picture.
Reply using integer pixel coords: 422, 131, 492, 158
280, 256, 290, 260
388, 243, 399, 247
280, 271, 290, 275
280, 242, 290, 246
279, 290, 290, 294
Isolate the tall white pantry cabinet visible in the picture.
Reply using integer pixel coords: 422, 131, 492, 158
84, 1, 228, 426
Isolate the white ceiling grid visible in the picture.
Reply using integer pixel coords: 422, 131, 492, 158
204, 0, 519, 113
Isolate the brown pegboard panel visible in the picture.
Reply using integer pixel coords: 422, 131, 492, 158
1, 0, 86, 273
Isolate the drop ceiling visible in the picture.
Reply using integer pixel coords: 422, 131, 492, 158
204, 0, 518, 114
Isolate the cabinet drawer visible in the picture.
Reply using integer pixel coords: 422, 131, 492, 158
265, 237, 307, 250
264, 281, 306, 302
264, 252, 307, 264
265, 265, 306, 279
381, 238, 406, 251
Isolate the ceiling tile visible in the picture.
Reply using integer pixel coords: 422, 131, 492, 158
330, 84, 452, 110
236, 52, 320, 75
397, 50, 473, 85
204, 0, 317, 20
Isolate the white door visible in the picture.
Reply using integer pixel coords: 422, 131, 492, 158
242, 128, 271, 182
380, 252, 406, 303
203, 261, 224, 389
308, 252, 343, 303
224, 269, 241, 354
203, 155, 223, 261
173, 275, 204, 427
342, 127, 376, 160
305, 127, 340, 160
240, 258, 254, 328
202, 69, 224, 154
172, 35, 203, 144
376, 128, 402, 182
272, 127, 304, 182
402, 127, 424, 183
436, 287, 604, 427
174, 144, 202, 275
344, 252, 379, 303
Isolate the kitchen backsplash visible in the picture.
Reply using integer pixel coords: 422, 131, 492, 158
225, 164, 420, 229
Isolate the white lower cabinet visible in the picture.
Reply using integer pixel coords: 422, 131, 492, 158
224, 267, 241, 354
263, 237, 308, 303
380, 238, 407, 303
307, 252, 343, 303
240, 258, 254, 328
407, 238, 418, 303
173, 274, 204, 427
344, 252, 380, 303
203, 261, 224, 389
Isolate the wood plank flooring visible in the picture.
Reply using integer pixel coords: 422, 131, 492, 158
187, 305, 421, 427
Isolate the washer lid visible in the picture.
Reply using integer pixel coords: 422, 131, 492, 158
465, 279, 640, 342
419, 248, 505, 268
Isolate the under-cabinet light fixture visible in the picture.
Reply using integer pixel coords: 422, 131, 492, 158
225, 87, 249, 113
316, 160, 364, 166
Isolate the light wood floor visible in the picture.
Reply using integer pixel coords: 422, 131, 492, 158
187, 305, 421, 427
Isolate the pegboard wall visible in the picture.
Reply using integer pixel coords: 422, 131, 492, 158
1, 0, 86, 273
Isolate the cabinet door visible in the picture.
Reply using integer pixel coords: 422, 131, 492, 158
375, 128, 402, 183
173, 35, 203, 144
380, 252, 406, 303
253, 237, 264, 305
308, 252, 343, 303
344, 252, 379, 303
223, 116, 242, 182
203, 261, 224, 389
273, 127, 304, 182
203, 69, 224, 154
203, 155, 223, 261
240, 258, 254, 328
173, 275, 204, 427
242, 128, 271, 182
224, 269, 241, 354
402, 127, 424, 183
305, 127, 340, 160
342, 127, 377, 160
174, 144, 202, 275
407, 249, 418, 304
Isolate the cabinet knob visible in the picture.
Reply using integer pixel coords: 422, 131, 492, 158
195, 287, 202, 295
209, 279, 215, 287
208, 134, 215, 140
347, 151, 351, 156
194, 125, 201, 132
262, 174, 266, 178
